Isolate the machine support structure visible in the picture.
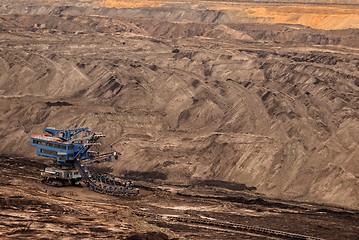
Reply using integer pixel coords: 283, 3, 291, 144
30, 127, 138, 196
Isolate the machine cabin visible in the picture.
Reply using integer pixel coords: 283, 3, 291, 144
30, 135, 97, 164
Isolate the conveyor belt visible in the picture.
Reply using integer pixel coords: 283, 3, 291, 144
74, 159, 138, 196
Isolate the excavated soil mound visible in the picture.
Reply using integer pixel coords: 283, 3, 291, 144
0, 2, 358, 210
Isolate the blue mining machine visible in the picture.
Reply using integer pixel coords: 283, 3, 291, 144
30, 127, 138, 196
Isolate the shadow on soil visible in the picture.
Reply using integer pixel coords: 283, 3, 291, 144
193, 179, 257, 191
123, 171, 167, 182
127, 231, 172, 240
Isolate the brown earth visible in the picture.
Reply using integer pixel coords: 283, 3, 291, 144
2, 0, 359, 30
0, 0, 358, 214
0, 155, 178, 239
212, 3, 359, 30
100, 0, 359, 30
1, 155, 359, 239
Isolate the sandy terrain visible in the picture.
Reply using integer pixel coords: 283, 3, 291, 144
0, 7, 358, 208
0, 1, 358, 237
100, 0, 359, 30
2, 0, 359, 29
1, 155, 358, 239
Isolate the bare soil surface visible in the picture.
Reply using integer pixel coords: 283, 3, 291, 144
1, 155, 358, 239
2, 0, 359, 29
0, 155, 178, 239
1, 8, 358, 208
0, 1, 358, 237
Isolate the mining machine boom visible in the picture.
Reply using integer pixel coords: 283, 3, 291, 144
30, 127, 138, 196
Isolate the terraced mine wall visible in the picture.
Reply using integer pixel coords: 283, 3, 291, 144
0, 5, 230, 24
2, 1, 359, 30
209, 0, 359, 5
0, 2, 358, 210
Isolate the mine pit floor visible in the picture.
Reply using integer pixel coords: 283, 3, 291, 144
0, 155, 358, 239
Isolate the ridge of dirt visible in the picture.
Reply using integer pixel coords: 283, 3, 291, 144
0, 3, 358, 211
2, 1, 359, 30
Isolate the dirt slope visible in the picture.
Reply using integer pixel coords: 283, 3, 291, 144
210, 2, 359, 30
2, 0, 359, 29
0, 3, 358, 210
98, 0, 359, 30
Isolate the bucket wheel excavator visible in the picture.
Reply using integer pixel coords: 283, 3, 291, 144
30, 127, 138, 196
